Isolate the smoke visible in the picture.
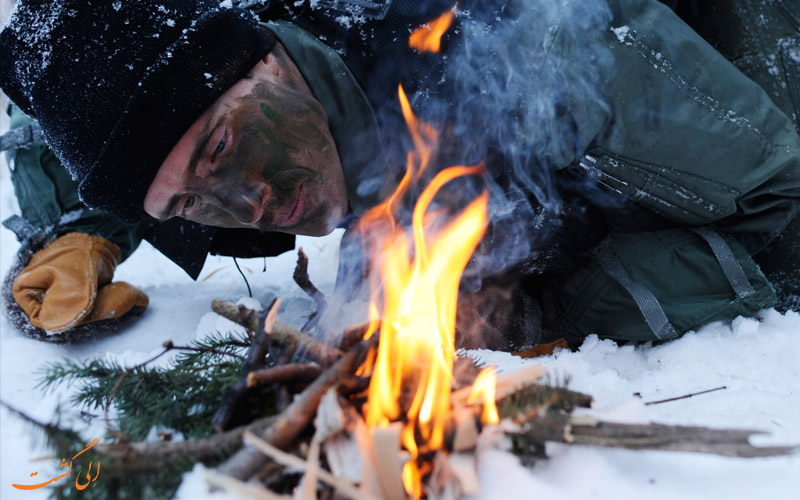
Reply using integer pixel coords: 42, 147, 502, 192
322, 0, 616, 342
437, 0, 614, 283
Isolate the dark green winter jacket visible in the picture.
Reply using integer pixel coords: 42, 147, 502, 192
5, 0, 800, 345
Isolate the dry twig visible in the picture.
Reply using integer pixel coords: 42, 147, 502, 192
293, 248, 328, 332
247, 364, 322, 388
212, 300, 343, 365
97, 415, 278, 470
644, 386, 727, 406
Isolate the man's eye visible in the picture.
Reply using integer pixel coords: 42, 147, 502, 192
212, 134, 226, 158
182, 195, 196, 214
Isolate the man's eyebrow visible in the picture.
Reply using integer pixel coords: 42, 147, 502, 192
156, 110, 221, 220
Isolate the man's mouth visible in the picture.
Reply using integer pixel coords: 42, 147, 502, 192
279, 182, 305, 228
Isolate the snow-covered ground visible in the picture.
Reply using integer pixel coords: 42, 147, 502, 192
1, 131, 799, 499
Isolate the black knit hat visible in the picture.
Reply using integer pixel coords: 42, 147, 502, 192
0, 0, 276, 222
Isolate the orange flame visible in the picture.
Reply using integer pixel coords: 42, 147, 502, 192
409, 8, 455, 53
467, 367, 500, 424
360, 84, 489, 498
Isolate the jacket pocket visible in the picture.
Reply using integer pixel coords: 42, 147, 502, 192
580, 150, 740, 226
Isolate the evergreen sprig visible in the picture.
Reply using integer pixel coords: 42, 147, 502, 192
21, 328, 279, 500
38, 330, 259, 441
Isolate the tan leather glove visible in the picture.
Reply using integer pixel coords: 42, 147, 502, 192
12, 232, 149, 333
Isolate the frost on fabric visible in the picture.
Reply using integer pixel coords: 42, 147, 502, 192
7, 0, 71, 87
611, 25, 632, 45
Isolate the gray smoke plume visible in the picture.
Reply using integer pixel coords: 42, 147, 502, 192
321, 0, 616, 345
437, 0, 614, 283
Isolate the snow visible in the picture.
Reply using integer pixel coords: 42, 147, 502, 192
611, 25, 632, 45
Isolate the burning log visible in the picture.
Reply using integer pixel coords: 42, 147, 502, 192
211, 299, 343, 365
340, 320, 380, 352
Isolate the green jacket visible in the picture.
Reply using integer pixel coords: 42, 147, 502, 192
5, 0, 800, 345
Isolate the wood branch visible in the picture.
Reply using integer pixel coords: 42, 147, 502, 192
247, 364, 322, 388
212, 299, 343, 365
567, 417, 798, 457
216, 340, 372, 481
294, 248, 328, 332
213, 299, 281, 431
96, 415, 277, 470
243, 432, 383, 500
513, 410, 798, 458
271, 322, 343, 366
212, 299, 262, 333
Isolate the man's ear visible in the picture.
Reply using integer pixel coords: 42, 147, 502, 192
257, 52, 282, 84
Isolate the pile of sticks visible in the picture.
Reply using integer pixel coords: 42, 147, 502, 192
99, 249, 797, 499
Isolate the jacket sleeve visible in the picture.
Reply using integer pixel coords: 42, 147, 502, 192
5, 105, 140, 260
533, 0, 800, 343
545, 0, 800, 254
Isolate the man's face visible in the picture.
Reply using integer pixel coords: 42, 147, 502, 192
144, 53, 348, 236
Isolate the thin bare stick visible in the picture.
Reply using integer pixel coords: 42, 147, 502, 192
247, 364, 322, 388
212, 300, 343, 365
216, 340, 371, 481
644, 386, 727, 406
212, 299, 261, 333
213, 299, 281, 431
294, 248, 328, 332
451, 364, 545, 408
243, 431, 383, 500
271, 322, 343, 366
97, 415, 277, 469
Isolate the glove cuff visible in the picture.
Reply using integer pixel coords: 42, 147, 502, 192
2, 234, 144, 342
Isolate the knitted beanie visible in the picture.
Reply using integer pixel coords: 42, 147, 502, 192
0, 0, 276, 222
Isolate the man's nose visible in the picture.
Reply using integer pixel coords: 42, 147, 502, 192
219, 185, 268, 225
